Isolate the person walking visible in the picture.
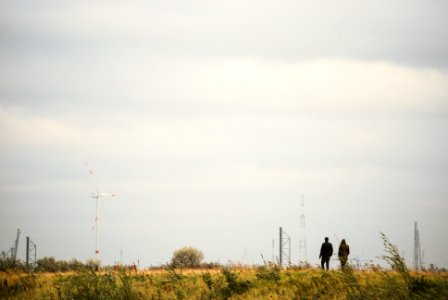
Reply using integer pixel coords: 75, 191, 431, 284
338, 239, 350, 268
319, 237, 333, 270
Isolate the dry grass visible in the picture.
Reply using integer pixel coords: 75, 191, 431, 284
1, 267, 447, 299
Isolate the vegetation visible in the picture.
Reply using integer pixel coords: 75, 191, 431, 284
0, 235, 447, 299
35, 257, 94, 273
0, 258, 26, 272
170, 246, 204, 268
1, 266, 447, 299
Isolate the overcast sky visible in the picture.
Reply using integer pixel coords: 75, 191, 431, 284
1, 0, 447, 268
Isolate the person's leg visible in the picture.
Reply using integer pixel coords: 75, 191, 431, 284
341, 257, 348, 269
325, 258, 330, 270
321, 258, 325, 270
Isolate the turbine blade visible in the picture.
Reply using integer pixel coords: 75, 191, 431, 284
83, 161, 100, 194
100, 193, 118, 197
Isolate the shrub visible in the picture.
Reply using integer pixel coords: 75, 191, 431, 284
0, 257, 25, 272
170, 246, 204, 268
220, 267, 251, 298
36, 257, 59, 272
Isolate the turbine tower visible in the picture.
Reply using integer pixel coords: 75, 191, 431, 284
85, 162, 117, 260
413, 221, 422, 270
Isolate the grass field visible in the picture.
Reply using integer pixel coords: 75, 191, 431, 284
1, 235, 447, 299
1, 266, 447, 299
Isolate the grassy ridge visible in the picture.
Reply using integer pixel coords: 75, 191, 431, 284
1, 267, 447, 299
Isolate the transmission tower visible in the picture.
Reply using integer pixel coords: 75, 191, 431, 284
413, 221, 422, 270
1, 228, 21, 259
26, 237, 37, 270
298, 194, 308, 264
279, 227, 291, 267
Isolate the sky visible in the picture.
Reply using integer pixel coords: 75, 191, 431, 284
1, 0, 447, 269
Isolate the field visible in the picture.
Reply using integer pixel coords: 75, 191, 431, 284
1, 235, 447, 299
1, 266, 447, 299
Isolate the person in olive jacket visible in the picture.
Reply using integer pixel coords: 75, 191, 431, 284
338, 239, 350, 268
319, 237, 333, 270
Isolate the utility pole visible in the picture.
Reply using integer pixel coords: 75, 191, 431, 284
279, 227, 291, 267
26, 236, 37, 270
279, 227, 283, 266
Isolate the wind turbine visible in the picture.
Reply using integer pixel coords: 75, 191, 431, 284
84, 161, 117, 260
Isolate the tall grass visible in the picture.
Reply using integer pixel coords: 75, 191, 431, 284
1, 234, 447, 299
1, 266, 447, 299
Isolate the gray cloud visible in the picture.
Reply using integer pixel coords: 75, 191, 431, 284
1, 0, 447, 268
1, 1, 447, 69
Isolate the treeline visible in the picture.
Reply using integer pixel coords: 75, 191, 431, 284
0, 257, 222, 273
0, 257, 99, 272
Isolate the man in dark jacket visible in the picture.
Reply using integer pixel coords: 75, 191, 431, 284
319, 237, 333, 270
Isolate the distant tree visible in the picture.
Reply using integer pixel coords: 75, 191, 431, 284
171, 246, 204, 268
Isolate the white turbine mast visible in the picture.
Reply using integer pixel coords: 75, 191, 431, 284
84, 161, 117, 260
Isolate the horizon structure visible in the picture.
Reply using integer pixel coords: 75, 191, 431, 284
0, 228, 21, 260
298, 194, 308, 264
413, 221, 422, 270
279, 227, 291, 267
85, 162, 117, 260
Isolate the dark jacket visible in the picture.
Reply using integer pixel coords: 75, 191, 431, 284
320, 242, 333, 258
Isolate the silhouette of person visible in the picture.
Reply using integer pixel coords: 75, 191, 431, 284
319, 237, 333, 270
338, 239, 350, 268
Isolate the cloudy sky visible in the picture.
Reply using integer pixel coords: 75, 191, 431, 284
1, 0, 447, 268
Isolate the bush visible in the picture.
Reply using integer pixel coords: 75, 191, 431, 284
170, 247, 204, 268
36, 257, 59, 272
35, 257, 96, 272
220, 267, 251, 298
0, 258, 25, 272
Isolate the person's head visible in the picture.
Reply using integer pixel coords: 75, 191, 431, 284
341, 239, 346, 245
325, 237, 329, 242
